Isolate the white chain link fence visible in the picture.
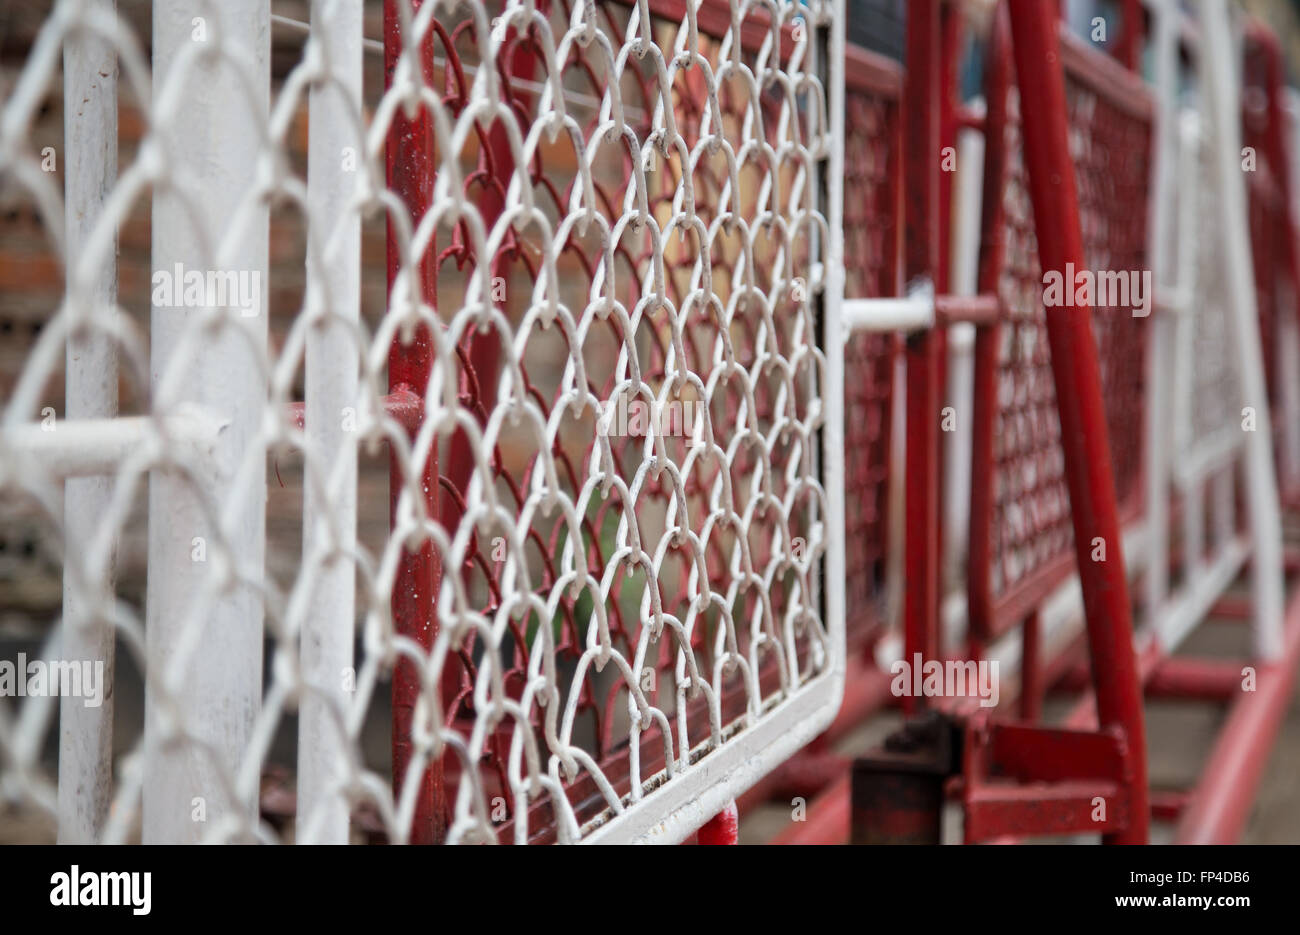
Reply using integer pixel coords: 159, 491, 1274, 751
0, 0, 846, 843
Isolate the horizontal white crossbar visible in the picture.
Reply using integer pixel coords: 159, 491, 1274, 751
842, 281, 935, 334
1, 409, 226, 480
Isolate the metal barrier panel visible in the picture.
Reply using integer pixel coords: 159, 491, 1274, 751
1144, 0, 1269, 656
841, 44, 901, 649
969, 23, 1152, 640
0, 0, 845, 844
1160, 4, 1284, 659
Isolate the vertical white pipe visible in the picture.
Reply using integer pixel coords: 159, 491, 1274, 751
824, 0, 848, 693
885, 353, 906, 629
1143, 0, 1178, 631
942, 124, 984, 592
1202, 0, 1285, 659
58, 0, 117, 844
144, 0, 270, 842
297, 0, 361, 844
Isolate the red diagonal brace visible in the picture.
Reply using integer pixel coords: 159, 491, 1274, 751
1006, 0, 1150, 844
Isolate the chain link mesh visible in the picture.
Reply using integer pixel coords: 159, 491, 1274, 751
974, 40, 1151, 626
0, 0, 838, 843
841, 60, 898, 646
1171, 111, 1243, 474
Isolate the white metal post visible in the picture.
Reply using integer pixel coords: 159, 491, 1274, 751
296, 0, 361, 845
823, 0, 848, 705
144, 0, 270, 842
1201, 0, 1285, 659
58, 0, 117, 844
942, 122, 985, 592
1143, 0, 1178, 633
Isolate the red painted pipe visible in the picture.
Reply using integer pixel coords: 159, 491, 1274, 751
933, 293, 1001, 326
1150, 789, 1190, 822
1116, 0, 1143, 72
698, 800, 740, 845
384, 0, 443, 845
751, 753, 851, 803
285, 389, 423, 436
771, 774, 851, 846
1054, 655, 1246, 702
1019, 609, 1042, 721
967, 2, 1013, 648
1006, 0, 1150, 844
1175, 592, 1300, 843
902, 0, 942, 711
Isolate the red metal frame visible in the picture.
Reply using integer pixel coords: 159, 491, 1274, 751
696, 800, 740, 845
968, 13, 1153, 648
757, 1, 1300, 849
1176, 597, 1300, 843
765, 0, 1157, 845
842, 44, 904, 657
980, 0, 1150, 845
951, 2, 1300, 848
903, 0, 943, 703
